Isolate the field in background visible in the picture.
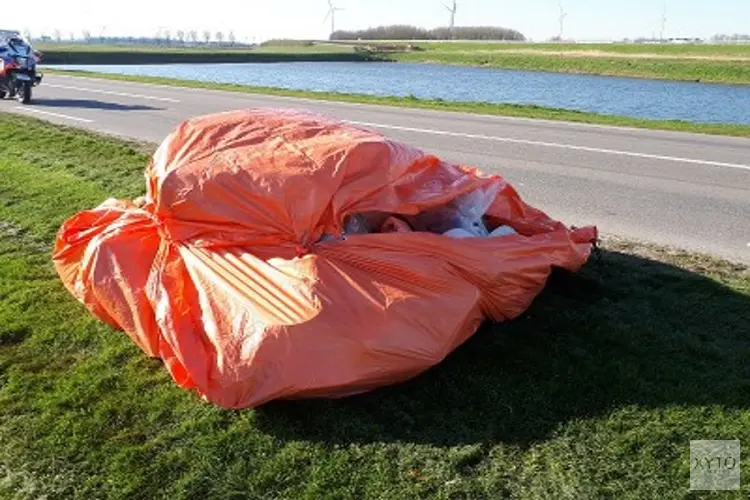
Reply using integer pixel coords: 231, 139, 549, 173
1, 112, 749, 498
36, 41, 750, 84
35, 42, 368, 65
382, 41, 750, 84
356, 41, 750, 57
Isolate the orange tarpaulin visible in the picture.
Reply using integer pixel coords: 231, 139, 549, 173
53, 109, 597, 409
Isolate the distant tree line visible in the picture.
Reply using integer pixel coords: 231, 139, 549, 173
331, 25, 526, 41
22, 31, 249, 47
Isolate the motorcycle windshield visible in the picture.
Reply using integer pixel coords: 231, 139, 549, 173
8, 42, 30, 57
1, 33, 31, 56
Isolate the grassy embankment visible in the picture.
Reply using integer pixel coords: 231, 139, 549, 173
36, 42, 374, 64
1, 112, 749, 498
386, 41, 750, 85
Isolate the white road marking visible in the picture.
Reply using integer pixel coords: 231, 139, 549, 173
15, 106, 94, 123
34, 75, 750, 173
44, 83, 180, 103
346, 120, 750, 172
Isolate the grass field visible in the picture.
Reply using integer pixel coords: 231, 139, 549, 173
1, 112, 749, 498
48, 69, 750, 138
387, 42, 750, 84
37, 41, 750, 84
35, 42, 369, 65
378, 41, 750, 57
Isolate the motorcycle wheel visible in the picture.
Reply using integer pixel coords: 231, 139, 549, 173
16, 81, 31, 104
0, 91, 6, 99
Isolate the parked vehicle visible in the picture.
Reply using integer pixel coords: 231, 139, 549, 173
0, 30, 43, 104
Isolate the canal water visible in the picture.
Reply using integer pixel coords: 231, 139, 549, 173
48, 61, 750, 125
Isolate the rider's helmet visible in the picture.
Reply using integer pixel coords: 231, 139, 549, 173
7, 35, 26, 49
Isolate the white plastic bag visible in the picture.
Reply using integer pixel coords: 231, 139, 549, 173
407, 183, 500, 237
343, 213, 371, 235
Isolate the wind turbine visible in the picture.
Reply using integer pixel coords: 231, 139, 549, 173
558, 0, 568, 41
443, 0, 458, 36
659, 0, 667, 41
323, 0, 345, 38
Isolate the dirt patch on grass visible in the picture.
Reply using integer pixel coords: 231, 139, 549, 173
0, 221, 51, 255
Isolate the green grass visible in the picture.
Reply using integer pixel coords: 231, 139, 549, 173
35, 42, 369, 65
48, 69, 750, 138
355, 41, 750, 84
372, 41, 750, 56
392, 50, 750, 85
383, 42, 750, 85
1, 112, 749, 499
36, 41, 352, 54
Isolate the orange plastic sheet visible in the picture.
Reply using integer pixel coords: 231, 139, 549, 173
53, 109, 597, 409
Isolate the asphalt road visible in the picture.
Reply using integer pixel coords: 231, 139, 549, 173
3, 73, 749, 263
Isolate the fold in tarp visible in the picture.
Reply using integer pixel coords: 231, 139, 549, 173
53, 109, 597, 409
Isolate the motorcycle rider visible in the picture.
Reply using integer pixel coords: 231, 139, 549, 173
5, 34, 30, 56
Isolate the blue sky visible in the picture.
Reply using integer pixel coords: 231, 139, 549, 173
15, 0, 750, 42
